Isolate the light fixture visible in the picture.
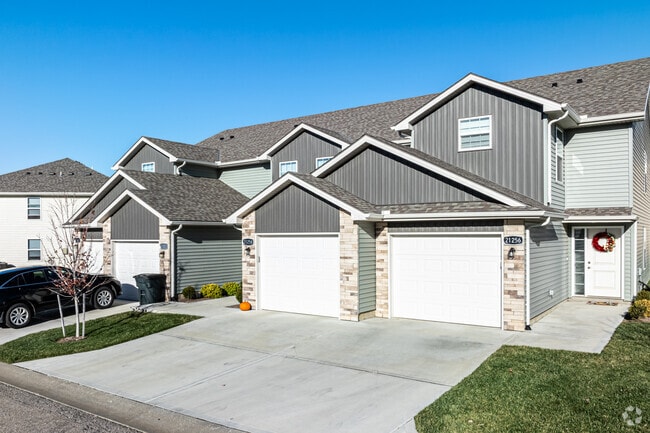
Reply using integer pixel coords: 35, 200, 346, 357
508, 247, 516, 260
159, 251, 165, 259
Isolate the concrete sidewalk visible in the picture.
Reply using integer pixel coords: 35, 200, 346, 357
6, 296, 628, 433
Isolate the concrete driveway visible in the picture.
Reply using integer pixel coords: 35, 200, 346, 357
16, 299, 510, 433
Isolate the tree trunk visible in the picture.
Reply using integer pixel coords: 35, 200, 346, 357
74, 297, 80, 338
57, 294, 66, 337
82, 293, 86, 338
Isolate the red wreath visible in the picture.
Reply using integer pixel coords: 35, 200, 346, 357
592, 232, 616, 252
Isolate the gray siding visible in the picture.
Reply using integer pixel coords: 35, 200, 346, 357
388, 220, 503, 233
219, 164, 271, 198
175, 226, 242, 294
271, 132, 342, 181
78, 178, 131, 221
181, 164, 218, 178
111, 199, 159, 240
326, 148, 491, 205
122, 145, 175, 174
256, 185, 339, 233
528, 220, 569, 318
565, 125, 632, 208
550, 124, 565, 209
632, 117, 650, 288
358, 222, 376, 314
412, 84, 546, 202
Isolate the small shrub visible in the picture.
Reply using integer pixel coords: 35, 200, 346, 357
222, 281, 241, 297
627, 299, 650, 319
181, 286, 197, 300
236, 283, 243, 303
635, 290, 650, 301
200, 283, 224, 299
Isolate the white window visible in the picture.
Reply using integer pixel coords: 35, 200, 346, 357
141, 162, 155, 172
458, 115, 492, 151
279, 161, 297, 176
315, 157, 332, 168
555, 127, 564, 183
28, 239, 41, 261
27, 197, 40, 219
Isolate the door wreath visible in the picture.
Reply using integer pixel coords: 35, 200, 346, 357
592, 232, 616, 252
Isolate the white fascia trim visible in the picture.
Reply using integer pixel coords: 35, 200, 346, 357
578, 111, 645, 126
314, 135, 524, 206
94, 190, 171, 226
260, 123, 350, 159
169, 157, 220, 167
68, 171, 137, 222
216, 157, 270, 168
168, 221, 230, 226
392, 74, 564, 131
563, 215, 638, 224
224, 173, 370, 224
381, 210, 548, 221
111, 137, 176, 170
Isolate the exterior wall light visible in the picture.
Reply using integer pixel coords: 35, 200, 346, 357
507, 247, 516, 260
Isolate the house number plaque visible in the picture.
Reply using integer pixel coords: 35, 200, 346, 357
503, 236, 523, 245
243, 238, 254, 246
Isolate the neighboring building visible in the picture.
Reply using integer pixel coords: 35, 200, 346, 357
0, 158, 107, 270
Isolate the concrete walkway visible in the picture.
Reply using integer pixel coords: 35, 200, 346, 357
7, 296, 628, 433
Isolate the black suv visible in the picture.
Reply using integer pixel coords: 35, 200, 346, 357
0, 266, 122, 328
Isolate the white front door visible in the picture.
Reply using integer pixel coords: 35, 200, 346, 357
584, 227, 622, 298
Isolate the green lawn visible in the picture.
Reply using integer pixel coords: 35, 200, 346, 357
415, 321, 649, 433
0, 311, 201, 363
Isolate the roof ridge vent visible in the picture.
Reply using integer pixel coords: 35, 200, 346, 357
551, 82, 558, 87
576, 78, 583, 83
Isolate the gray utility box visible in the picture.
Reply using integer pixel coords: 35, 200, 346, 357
134, 273, 167, 305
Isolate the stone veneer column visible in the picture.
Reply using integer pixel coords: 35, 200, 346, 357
242, 212, 256, 307
503, 219, 526, 331
102, 218, 112, 273
375, 222, 389, 318
339, 210, 359, 321
159, 225, 171, 301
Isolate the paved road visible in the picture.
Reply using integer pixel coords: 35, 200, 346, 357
0, 382, 140, 433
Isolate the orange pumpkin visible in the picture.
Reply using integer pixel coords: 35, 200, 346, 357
239, 301, 251, 311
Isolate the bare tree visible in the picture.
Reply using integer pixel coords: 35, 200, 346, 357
41, 197, 99, 339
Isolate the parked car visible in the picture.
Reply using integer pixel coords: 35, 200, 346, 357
0, 266, 122, 328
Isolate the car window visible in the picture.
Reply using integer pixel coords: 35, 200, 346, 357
23, 270, 48, 285
46, 268, 60, 281
2, 274, 25, 288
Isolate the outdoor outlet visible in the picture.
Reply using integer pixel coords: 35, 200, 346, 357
549, 290, 554, 296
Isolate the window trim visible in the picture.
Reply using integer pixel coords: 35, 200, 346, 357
27, 196, 41, 219
555, 126, 564, 183
141, 162, 155, 172
458, 115, 492, 152
279, 160, 298, 177
315, 156, 332, 168
27, 239, 41, 261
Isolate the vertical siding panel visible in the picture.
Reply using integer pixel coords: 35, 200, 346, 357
122, 145, 175, 174
388, 221, 504, 233
358, 222, 376, 313
219, 164, 271, 198
112, 199, 159, 240
271, 132, 343, 181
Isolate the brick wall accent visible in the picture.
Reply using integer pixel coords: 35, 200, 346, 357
242, 212, 256, 308
102, 218, 112, 272
503, 219, 526, 331
159, 225, 171, 301
339, 210, 359, 321
375, 222, 389, 318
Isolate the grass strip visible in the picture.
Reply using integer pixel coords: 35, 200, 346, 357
0, 311, 201, 363
415, 321, 650, 433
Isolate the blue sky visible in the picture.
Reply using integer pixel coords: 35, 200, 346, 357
1, 1, 648, 176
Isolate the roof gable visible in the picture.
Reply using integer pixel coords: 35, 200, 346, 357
0, 158, 107, 194
260, 123, 350, 159
112, 136, 221, 171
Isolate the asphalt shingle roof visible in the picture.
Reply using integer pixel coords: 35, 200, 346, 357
196, 57, 650, 163
565, 207, 633, 217
143, 137, 220, 163
0, 158, 108, 193
122, 170, 248, 222
290, 173, 379, 214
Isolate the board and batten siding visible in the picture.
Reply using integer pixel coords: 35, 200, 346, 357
78, 178, 131, 221
122, 145, 175, 174
412, 84, 546, 203
219, 164, 271, 198
256, 184, 340, 233
550, 124, 565, 209
528, 220, 569, 318
111, 199, 159, 240
325, 147, 491, 205
632, 118, 650, 287
565, 125, 632, 208
175, 226, 242, 293
357, 222, 376, 314
271, 132, 342, 181
388, 220, 504, 233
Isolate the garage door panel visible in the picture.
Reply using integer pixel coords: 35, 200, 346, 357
391, 235, 501, 327
259, 236, 339, 318
113, 242, 159, 301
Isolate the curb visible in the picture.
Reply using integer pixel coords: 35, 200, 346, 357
0, 362, 243, 433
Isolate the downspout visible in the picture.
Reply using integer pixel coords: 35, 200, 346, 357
176, 160, 187, 176
547, 105, 570, 205
170, 224, 183, 299
524, 216, 552, 330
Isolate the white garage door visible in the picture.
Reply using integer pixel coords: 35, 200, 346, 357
113, 242, 160, 300
258, 236, 339, 317
391, 235, 502, 327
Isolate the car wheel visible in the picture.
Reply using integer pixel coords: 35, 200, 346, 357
6, 303, 33, 328
93, 286, 115, 309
